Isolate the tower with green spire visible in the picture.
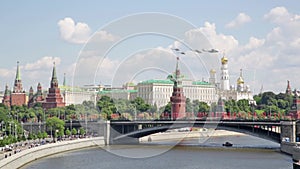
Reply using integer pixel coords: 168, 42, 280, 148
2, 84, 11, 107
63, 73, 66, 86
51, 62, 58, 88
11, 61, 26, 106
13, 61, 23, 93
43, 62, 65, 110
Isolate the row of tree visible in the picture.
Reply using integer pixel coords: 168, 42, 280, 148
0, 91, 297, 144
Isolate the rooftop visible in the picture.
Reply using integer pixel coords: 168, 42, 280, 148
98, 89, 137, 94
139, 79, 174, 85
192, 81, 212, 85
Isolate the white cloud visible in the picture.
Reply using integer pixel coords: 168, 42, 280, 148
58, 17, 91, 44
198, 22, 239, 52
264, 6, 290, 24
23, 56, 61, 70
226, 13, 251, 28
90, 31, 120, 43
59, 8, 300, 94
0, 68, 13, 78
244, 37, 265, 50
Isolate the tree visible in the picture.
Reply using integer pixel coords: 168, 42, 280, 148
65, 128, 71, 137
185, 98, 193, 113
131, 97, 150, 112
198, 101, 210, 114
79, 127, 85, 136
72, 128, 77, 136
42, 131, 48, 139
225, 100, 240, 114
37, 131, 43, 143
46, 117, 65, 140
97, 96, 117, 120
149, 103, 158, 114
237, 99, 250, 113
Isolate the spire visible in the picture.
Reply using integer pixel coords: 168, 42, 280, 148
13, 61, 23, 93
52, 62, 57, 81
29, 86, 33, 93
37, 82, 43, 97
175, 57, 180, 79
16, 61, 21, 81
51, 62, 58, 88
240, 69, 243, 77
4, 84, 10, 96
63, 73, 66, 86
286, 80, 292, 95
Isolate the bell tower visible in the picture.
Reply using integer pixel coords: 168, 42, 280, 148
220, 54, 230, 91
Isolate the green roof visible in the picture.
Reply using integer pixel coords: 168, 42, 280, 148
139, 79, 174, 85
59, 85, 87, 92
99, 89, 137, 94
192, 81, 211, 85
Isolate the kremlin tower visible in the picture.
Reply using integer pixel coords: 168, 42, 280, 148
10, 61, 26, 106
170, 57, 186, 120
28, 82, 45, 108
286, 80, 292, 95
42, 62, 65, 110
2, 84, 11, 107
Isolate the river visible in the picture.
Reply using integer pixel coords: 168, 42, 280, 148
22, 132, 293, 169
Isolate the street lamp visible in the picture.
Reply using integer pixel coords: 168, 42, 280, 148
85, 112, 88, 135
43, 108, 46, 132
9, 122, 11, 136
70, 119, 72, 132
14, 124, 17, 138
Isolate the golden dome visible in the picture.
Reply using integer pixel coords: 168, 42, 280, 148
221, 56, 228, 65
237, 76, 244, 84
210, 69, 216, 74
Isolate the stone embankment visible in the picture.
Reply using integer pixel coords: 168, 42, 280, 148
0, 137, 104, 169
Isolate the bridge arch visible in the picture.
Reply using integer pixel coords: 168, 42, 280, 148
112, 123, 281, 144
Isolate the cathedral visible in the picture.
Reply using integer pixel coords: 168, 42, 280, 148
214, 55, 255, 103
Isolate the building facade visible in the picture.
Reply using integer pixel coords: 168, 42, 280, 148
137, 79, 216, 108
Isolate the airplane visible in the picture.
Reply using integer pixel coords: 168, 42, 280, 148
171, 48, 180, 51
202, 49, 219, 53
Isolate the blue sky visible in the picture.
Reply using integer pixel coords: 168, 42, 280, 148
0, 1, 299, 94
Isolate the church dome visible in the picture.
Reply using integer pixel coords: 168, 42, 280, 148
210, 69, 216, 74
237, 76, 244, 84
221, 56, 228, 65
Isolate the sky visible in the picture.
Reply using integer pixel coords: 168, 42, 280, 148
0, 1, 300, 94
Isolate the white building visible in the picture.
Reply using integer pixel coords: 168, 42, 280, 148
137, 78, 217, 108
218, 55, 254, 103
220, 55, 230, 90
60, 85, 98, 106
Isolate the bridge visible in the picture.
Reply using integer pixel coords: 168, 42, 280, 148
107, 120, 297, 145
22, 120, 298, 145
